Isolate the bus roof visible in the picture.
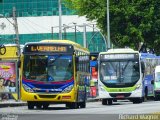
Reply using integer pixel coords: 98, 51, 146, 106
140, 53, 157, 59
40, 39, 81, 47
99, 48, 139, 55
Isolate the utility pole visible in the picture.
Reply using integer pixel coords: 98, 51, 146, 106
58, 0, 62, 40
12, 7, 20, 57
12, 7, 21, 101
107, 0, 111, 49
73, 23, 77, 42
51, 27, 54, 39
63, 24, 67, 39
83, 23, 87, 48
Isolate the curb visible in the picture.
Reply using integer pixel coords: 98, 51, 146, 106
0, 102, 27, 108
87, 97, 100, 102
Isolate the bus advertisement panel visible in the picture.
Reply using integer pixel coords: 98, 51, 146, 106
0, 61, 17, 93
0, 44, 20, 101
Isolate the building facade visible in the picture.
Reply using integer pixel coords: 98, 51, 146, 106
0, 0, 107, 52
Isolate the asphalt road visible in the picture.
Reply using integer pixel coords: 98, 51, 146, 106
1, 100, 160, 120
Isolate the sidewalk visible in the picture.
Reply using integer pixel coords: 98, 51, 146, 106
0, 97, 100, 108
0, 99, 27, 108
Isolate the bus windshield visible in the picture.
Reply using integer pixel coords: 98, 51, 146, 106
23, 55, 73, 82
100, 60, 140, 86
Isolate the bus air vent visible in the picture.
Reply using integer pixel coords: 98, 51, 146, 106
38, 95, 57, 98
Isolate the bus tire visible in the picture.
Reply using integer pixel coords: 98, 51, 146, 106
79, 101, 86, 108
154, 94, 160, 101
102, 99, 107, 105
71, 102, 78, 109
133, 98, 142, 104
144, 87, 148, 101
108, 99, 113, 105
66, 103, 70, 108
43, 103, 49, 109
28, 101, 34, 109
36, 103, 42, 109
154, 96, 158, 101
66, 102, 78, 109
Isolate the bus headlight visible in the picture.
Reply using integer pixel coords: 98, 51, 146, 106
23, 84, 34, 93
62, 85, 73, 93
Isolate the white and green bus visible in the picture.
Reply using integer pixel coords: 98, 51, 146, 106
98, 48, 145, 105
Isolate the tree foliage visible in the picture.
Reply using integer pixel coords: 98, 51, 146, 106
64, 0, 160, 54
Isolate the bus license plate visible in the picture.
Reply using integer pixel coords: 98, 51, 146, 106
116, 95, 124, 98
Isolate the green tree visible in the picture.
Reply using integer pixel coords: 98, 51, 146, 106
64, 0, 160, 54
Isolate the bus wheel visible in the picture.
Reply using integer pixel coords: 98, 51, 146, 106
36, 103, 42, 109
108, 99, 113, 105
66, 103, 70, 108
102, 99, 107, 105
133, 98, 142, 104
66, 102, 78, 109
79, 101, 86, 108
71, 102, 78, 109
144, 87, 148, 101
154, 94, 160, 101
155, 96, 158, 101
43, 103, 49, 109
28, 101, 34, 109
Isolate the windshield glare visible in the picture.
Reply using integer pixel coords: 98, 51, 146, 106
23, 55, 73, 82
100, 60, 140, 84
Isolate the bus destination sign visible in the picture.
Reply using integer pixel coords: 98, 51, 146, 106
101, 53, 139, 60
31, 46, 67, 52
24, 44, 74, 53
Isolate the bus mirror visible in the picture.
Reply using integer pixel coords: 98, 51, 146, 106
133, 62, 139, 71
141, 61, 145, 73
